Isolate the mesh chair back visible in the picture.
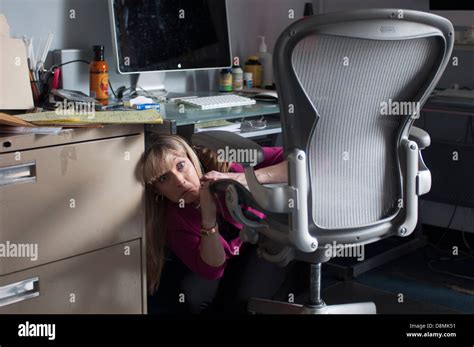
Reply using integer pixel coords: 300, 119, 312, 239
274, 10, 453, 236
291, 35, 442, 228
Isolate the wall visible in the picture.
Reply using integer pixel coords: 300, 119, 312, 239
428, 9, 474, 89
1, 0, 473, 232
0, 0, 310, 93
2, 0, 473, 89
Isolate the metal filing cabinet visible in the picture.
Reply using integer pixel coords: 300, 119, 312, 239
0, 125, 146, 313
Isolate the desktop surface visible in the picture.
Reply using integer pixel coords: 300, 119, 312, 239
161, 99, 280, 127
425, 93, 474, 112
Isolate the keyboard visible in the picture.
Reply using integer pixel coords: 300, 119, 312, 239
174, 94, 256, 110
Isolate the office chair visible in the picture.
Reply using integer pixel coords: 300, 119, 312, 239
192, 9, 454, 314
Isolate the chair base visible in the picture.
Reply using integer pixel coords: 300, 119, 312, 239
248, 298, 377, 314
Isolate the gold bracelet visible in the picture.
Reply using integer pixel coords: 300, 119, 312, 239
201, 221, 218, 236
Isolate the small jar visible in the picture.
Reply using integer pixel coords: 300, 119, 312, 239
244, 56, 262, 88
219, 68, 233, 92
232, 65, 244, 91
244, 72, 253, 89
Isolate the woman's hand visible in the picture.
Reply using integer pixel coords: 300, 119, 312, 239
202, 171, 247, 187
199, 180, 217, 228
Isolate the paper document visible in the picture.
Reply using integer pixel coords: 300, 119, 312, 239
0, 112, 34, 127
0, 126, 62, 134
195, 119, 241, 132
17, 109, 164, 125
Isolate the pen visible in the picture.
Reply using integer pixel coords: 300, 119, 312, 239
39, 33, 54, 68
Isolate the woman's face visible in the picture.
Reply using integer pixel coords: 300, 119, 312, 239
153, 153, 201, 204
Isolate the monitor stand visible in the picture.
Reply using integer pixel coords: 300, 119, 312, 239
129, 73, 168, 100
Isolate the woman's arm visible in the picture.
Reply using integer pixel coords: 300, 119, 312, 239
199, 226, 226, 268
199, 181, 226, 268
202, 160, 288, 187
255, 160, 288, 184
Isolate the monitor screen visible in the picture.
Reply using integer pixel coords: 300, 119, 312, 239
109, 0, 232, 74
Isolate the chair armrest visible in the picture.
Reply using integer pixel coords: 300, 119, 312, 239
409, 126, 430, 149
191, 130, 264, 167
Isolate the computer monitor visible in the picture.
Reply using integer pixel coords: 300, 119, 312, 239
108, 0, 232, 75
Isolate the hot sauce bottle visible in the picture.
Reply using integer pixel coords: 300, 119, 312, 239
90, 45, 109, 106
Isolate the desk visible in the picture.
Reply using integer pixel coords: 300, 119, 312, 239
146, 100, 281, 144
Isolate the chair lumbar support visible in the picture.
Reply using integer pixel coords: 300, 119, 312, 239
248, 263, 377, 315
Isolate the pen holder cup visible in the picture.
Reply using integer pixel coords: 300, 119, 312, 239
30, 80, 50, 107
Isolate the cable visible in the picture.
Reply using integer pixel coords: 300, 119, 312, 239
423, 241, 474, 260
427, 259, 474, 281
114, 85, 168, 101
48, 59, 90, 73
464, 117, 470, 143
470, 116, 474, 143
108, 79, 118, 99
462, 231, 473, 254
423, 205, 474, 280
433, 205, 458, 250
447, 205, 458, 230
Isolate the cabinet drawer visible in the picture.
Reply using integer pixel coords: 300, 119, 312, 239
0, 134, 144, 275
0, 240, 143, 314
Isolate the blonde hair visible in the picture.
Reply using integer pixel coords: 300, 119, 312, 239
139, 134, 229, 294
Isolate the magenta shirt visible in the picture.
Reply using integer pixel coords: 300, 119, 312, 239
165, 147, 284, 280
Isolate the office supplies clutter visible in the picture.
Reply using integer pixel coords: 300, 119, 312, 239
126, 96, 160, 111
50, 89, 97, 104
0, 14, 34, 110
90, 45, 109, 105
49, 89, 97, 113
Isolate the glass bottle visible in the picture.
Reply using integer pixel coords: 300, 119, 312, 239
90, 45, 109, 106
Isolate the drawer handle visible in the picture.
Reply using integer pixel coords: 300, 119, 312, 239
0, 161, 36, 186
0, 276, 40, 307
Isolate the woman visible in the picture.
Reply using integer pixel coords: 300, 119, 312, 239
140, 134, 290, 314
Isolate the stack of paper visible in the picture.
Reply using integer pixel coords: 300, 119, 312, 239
0, 126, 62, 134
16, 109, 164, 126
195, 119, 241, 133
